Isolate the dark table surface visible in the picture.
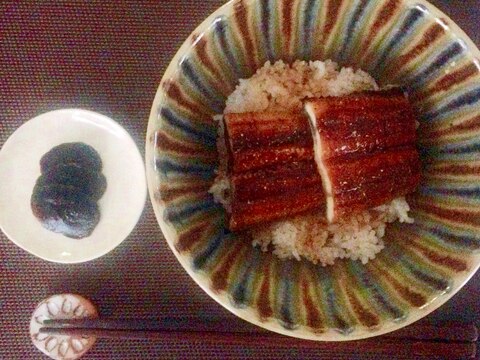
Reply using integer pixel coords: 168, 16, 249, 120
1, 1, 479, 359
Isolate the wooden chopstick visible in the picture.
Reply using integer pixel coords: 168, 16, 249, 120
39, 325, 477, 359
41, 318, 479, 342
42, 318, 254, 333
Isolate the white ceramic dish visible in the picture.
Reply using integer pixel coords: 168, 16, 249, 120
0, 109, 146, 263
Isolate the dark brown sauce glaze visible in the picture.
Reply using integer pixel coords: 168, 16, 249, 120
31, 143, 106, 239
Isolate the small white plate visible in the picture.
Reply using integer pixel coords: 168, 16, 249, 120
0, 109, 147, 263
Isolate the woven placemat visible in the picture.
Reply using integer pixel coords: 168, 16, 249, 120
1, 1, 479, 359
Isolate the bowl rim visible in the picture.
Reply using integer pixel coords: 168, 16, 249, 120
146, 0, 480, 341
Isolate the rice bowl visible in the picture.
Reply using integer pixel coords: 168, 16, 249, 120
147, 0, 480, 341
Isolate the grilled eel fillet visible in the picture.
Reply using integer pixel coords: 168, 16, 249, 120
222, 88, 421, 230
305, 88, 421, 223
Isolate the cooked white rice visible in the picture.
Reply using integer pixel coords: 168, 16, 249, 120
225, 59, 379, 113
210, 60, 414, 266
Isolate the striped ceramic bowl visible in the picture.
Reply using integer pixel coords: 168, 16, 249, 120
146, 0, 480, 340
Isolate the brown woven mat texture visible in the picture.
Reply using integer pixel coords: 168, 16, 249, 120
1, 1, 479, 359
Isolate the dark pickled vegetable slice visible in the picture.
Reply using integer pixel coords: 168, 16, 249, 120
31, 182, 100, 239
42, 164, 107, 200
40, 143, 102, 173
32, 142, 105, 239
